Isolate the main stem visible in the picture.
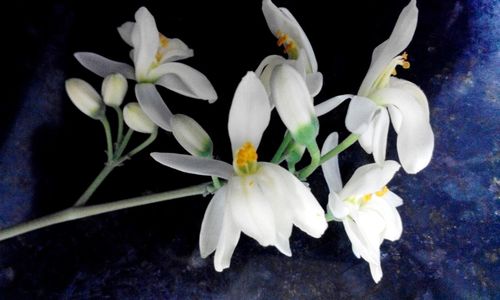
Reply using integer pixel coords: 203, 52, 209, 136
0, 182, 210, 242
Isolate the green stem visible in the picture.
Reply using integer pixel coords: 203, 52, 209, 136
325, 210, 335, 222
0, 182, 210, 242
113, 106, 124, 146
211, 176, 222, 189
101, 117, 114, 162
114, 129, 133, 159
319, 133, 359, 165
123, 129, 158, 159
73, 163, 117, 207
297, 142, 321, 180
271, 131, 292, 163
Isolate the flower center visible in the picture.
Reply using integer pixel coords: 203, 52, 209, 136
371, 52, 411, 93
276, 30, 299, 59
235, 142, 259, 175
361, 186, 390, 204
155, 34, 170, 63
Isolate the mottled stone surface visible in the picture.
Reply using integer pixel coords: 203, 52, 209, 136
0, 0, 498, 298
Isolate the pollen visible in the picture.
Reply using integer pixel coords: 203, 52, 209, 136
362, 193, 372, 203
236, 142, 258, 167
375, 186, 389, 197
275, 30, 299, 59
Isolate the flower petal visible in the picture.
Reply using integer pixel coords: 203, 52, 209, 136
314, 94, 352, 117
338, 161, 400, 200
214, 204, 241, 272
227, 173, 277, 247
150, 153, 233, 179
358, 120, 375, 154
343, 217, 380, 264
272, 64, 317, 144
74, 52, 135, 79
135, 83, 173, 131
200, 186, 227, 258
306, 72, 323, 97
387, 104, 403, 133
371, 108, 390, 165
365, 197, 403, 242
159, 38, 194, 63
321, 132, 343, 193
345, 96, 379, 134
131, 7, 160, 81
369, 262, 383, 283
384, 190, 404, 207
117, 21, 135, 47
328, 192, 350, 220
389, 77, 429, 118
358, 0, 418, 96
262, 0, 317, 72
255, 55, 287, 96
372, 87, 434, 173
228, 72, 271, 155
153, 62, 217, 102
265, 163, 327, 238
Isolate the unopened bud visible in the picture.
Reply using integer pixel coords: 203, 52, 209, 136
102, 73, 128, 107
65, 78, 104, 119
123, 102, 157, 134
171, 114, 213, 157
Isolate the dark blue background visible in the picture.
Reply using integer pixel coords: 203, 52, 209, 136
0, 0, 498, 298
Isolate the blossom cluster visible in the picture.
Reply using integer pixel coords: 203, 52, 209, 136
66, 0, 433, 283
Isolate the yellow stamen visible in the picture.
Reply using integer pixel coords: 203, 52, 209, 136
375, 186, 389, 197
159, 34, 169, 48
362, 194, 372, 203
275, 30, 298, 59
235, 142, 259, 175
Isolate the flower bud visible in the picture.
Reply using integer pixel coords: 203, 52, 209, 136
286, 142, 306, 166
65, 78, 104, 119
271, 64, 319, 146
102, 73, 128, 107
171, 114, 213, 157
123, 102, 157, 134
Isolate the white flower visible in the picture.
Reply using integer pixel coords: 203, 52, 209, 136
151, 72, 327, 271
257, 0, 323, 97
171, 114, 213, 157
271, 64, 318, 145
315, 0, 434, 174
74, 7, 217, 102
321, 132, 403, 283
123, 102, 157, 134
102, 73, 128, 107
65, 78, 105, 119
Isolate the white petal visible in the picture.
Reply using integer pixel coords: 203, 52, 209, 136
314, 94, 352, 117
255, 55, 286, 96
153, 63, 217, 102
306, 72, 323, 97
358, 0, 418, 96
135, 83, 173, 131
389, 77, 430, 118
321, 132, 343, 193
74, 52, 134, 79
214, 204, 241, 272
338, 161, 400, 200
349, 211, 385, 263
265, 163, 327, 238
327, 192, 350, 220
200, 186, 227, 258
160, 38, 194, 63
365, 197, 403, 242
271, 64, 317, 143
117, 21, 135, 46
150, 153, 233, 179
358, 121, 375, 154
372, 87, 434, 173
387, 104, 403, 133
131, 7, 160, 81
345, 96, 379, 134
369, 262, 383, 283
262, 0, 317, 72
227, 173, 277, 247
384, 190, 404, 207
228, 72, 271, 154
344, 217, 379, 263
371, 108, 390, 165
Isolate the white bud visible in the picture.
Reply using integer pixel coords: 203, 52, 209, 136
171, 114, 213, 157
271, 64, 319, 145
65, 78, 104, 119
123, 102, 157, 134
102, 73, 128, 107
